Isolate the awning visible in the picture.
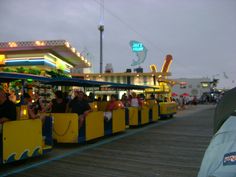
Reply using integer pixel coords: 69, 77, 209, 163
46, 77, 105, 87
46, 77, 152, 90
0, 72, 51, 82
0, 72, 154, 90
106, 83, 152, 90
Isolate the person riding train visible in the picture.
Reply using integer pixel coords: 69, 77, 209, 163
69, 91, 91, 128
106, 94, 124, 111
0, 89, 17, 125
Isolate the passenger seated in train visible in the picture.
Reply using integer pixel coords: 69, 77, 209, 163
68, 90, 79, 110
69, 91, 91, 128
106, 94, 124, 111
104, 95, 124, 121
23, 93, 51, 121
23, 93, 40, 119
130, 92, 141, 107
97, 96, 102, 102
63, 91, 71, 104
32, 92, 44, 114
88, 92, 95, 103
157, 95, 164, 102
121, 94, 130, 107
150, 93, 155, 100
164, 97, 169, 102
102, 95, 107, 101
8, 89, 17, 103
49, 91, 67, 113
0, 89, 17, 126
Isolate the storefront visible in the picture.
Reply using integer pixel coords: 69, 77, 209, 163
0, 40, 91, 75
0, 40, 91, 104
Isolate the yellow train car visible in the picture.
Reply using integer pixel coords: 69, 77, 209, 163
126, 100, 159, 126
51, 105, 126, 143
96, 101, 126, 136
0, 72, 53, 164
147, 100, 159, 122
145, 82, 178, 119
103, 108, 126, 136
45, 77, 161, 144
52, 112, 104, 143
159, 102, 178, 118
1, 117, 53, 164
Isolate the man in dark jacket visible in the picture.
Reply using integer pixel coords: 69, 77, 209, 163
69, 91, 91, 128
0, 89, 16, 125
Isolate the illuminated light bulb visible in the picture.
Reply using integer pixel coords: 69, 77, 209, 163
8, 42, 17, 47
35, 41, 40, 45
95, 105, 97, 109
32, 100, 35, 103
65, 41, 70, 48
35, 41, 45, 46
76, 52, 81, 57
71, 48, 76, 53
137, 74, 140, 77
84, 59, 88, 63
23, 109, 27, 115
41, 41, 45, 46
81, 56, 85, 61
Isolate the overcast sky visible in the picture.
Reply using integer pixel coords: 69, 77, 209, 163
0, 0, 235, 88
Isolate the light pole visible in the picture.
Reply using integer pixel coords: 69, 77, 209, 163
98, 25, 104, 74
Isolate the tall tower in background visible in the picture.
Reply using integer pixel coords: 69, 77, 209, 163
98, 0, 104, 73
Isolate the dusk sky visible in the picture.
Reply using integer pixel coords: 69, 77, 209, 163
0, 0, 235, 88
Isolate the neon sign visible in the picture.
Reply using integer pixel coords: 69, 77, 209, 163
129, 40, 147, 66
132, 42, 144, 52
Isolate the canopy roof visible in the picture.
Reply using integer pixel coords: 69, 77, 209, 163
0, 72, 153, 90
47, 77, 153, 90
0, 40, 91, 68
0, 72, 50, 82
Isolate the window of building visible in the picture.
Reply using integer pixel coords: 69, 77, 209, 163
111, 76, 114, 82
117, 76, 120, 83
104, 76, 108, 82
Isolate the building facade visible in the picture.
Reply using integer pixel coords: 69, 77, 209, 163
172, 77, 211, 98
0, 40, 91, 74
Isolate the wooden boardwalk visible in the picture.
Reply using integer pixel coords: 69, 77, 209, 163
1, 105, 214, 177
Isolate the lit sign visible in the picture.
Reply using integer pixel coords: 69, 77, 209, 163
180, 81, 187, 89
0, 55, 5, 65
129, 40, 147, 66
132, 42, 144, 52
201, 82, 209, 88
